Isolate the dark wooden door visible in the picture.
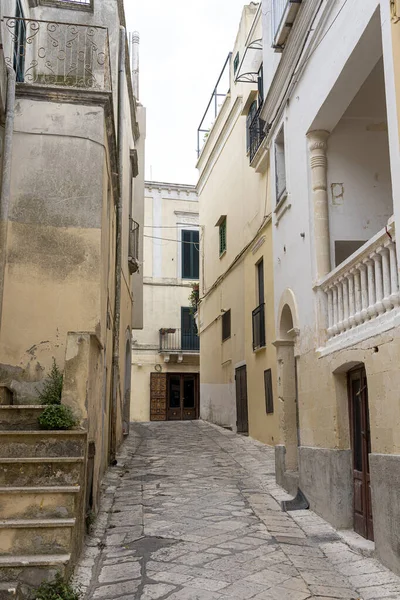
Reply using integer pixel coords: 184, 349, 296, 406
348, 367, 374, 541
167, 374, 199, 421
150, 373, 167, 421
235, 366, 249, 434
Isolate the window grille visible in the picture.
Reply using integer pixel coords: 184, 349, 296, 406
264, 369, 274, 414
219, 218, 227, 256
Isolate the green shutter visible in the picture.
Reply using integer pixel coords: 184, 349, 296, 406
219, 219, 227, 256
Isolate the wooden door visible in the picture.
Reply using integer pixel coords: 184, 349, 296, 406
235, 366, 249, 434
150, 373, 167, 421
348, 367, 374, 541
167, 374, 199, 421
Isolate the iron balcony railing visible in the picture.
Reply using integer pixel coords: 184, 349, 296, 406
249, 103, 266, 163
252, 303, 266, 350
3, 17, 111, 90
128, 219, 140, 275
159, 328, 200, 353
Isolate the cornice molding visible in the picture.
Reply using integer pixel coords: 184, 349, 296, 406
197, 96, 244, 195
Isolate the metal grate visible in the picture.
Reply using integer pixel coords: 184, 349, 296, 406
159, 329, 200, 353
249, 103, 266, 163
4, 17, 110, 90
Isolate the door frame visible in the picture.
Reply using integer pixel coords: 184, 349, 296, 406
167, 372, 199, 421
348, 365, 374, 541
235, 365, 249, 434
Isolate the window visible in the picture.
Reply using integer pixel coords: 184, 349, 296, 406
182, 230, 199, 279
246, 101, 258, 154
222, 310, 231, 342
219, 218, 227, 256
264, 369, 274, 414
257, 259, 264, 305
257, 64, 264, 104
275, 126, 287, 204
234, 52, 240, 75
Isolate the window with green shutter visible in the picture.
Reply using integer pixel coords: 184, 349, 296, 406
219, 218, 227, 256
182, 230, 199, 279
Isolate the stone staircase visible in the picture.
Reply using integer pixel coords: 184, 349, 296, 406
0, 386, 87, 598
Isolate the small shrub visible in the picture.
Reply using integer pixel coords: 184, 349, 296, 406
37, 359, 63, 405
34, 573, 81, 600
38, 405, 77, 431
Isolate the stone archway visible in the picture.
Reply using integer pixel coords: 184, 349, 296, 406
275, 290, 300, 485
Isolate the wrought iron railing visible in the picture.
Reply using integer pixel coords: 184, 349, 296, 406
3, 17, 111, 90
128, 219, 140, 275
252, 303, 266, 350
159, 328, 200, 353
249, 103, 266, 162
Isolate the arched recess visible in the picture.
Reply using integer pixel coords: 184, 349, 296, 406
275, 289, 300, 472
123, 328, 132, 436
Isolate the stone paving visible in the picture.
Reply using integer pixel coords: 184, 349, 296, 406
75, 421, 400, 600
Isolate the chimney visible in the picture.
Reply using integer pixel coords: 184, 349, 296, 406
131, 31, 140, 101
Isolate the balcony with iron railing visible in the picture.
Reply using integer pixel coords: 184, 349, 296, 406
128, 219, 140, 275
252, 303, 266, 350
249, 103, 266, 163
272, 0, 302, 50
317, 219, 400, 355
159, 328, 200, 354
3, 16, 111, 91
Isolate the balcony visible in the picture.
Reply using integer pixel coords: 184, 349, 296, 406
317, 220, 400, 355
3, 17, 111, 91
272, 0, 302, 50
128, 219, 140, 275
252, 303, 266, 350
159, 328, 200, 362
249, 103, 266, 163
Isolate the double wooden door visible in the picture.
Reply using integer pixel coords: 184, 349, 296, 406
348, 367, 374, 541
235, 366, 249, 434
150, 373, 199, 421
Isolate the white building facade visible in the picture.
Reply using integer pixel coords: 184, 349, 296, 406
257, 0, 400, 573
130, 182, 200, 422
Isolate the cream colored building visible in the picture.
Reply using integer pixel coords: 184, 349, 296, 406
257, 0, 400, 575
0, 0, 145, 587
131, 182, 200, 422
197, 3, 279, 447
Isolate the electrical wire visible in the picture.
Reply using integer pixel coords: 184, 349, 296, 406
144, 234, 200, 250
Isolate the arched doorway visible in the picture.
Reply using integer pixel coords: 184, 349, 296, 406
348, 364, 373, 540
275, 289, 300, 478
123, 333, 132, 436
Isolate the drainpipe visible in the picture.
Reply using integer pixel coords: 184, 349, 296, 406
0, 66, 16, 329
110, 27, 125, 463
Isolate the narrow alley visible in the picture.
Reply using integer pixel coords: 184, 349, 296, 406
76, 422, 400, 600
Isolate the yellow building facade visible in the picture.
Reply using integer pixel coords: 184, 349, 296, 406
197, 4, 279, 447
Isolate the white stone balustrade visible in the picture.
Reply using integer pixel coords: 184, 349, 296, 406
319, 221, 400, 341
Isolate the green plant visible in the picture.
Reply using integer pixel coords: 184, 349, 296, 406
37, 359, 63, 405
38, 405, 77, 431
189, 283, 200, 315
34, 573, 81, 600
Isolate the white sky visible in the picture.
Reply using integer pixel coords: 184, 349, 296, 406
125, 0, 251, 186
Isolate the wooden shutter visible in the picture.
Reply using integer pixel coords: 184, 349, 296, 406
150, 373, 167, 421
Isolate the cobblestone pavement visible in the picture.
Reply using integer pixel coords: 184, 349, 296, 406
75, 421, 400, 600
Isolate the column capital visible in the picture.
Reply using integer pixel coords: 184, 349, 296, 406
307, 130, 330, 152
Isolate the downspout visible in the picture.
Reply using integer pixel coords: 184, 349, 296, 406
110, 27, 125, 463
0, 66, 16, 329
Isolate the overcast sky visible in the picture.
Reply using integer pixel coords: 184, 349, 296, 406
125, 1, 252, 186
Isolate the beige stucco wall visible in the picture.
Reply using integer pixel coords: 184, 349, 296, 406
198, 5, 278, 442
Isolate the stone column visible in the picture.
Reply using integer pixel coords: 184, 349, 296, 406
307, 130, 331, 278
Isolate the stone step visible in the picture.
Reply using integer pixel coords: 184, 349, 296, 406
0, 407, 45, 431
0, 554, 70, 591
0, 431, 87, 458
0, 519, 75, 556
0, 457, 85, 487
0, 488, 78, 519
0, 388, 13, 407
